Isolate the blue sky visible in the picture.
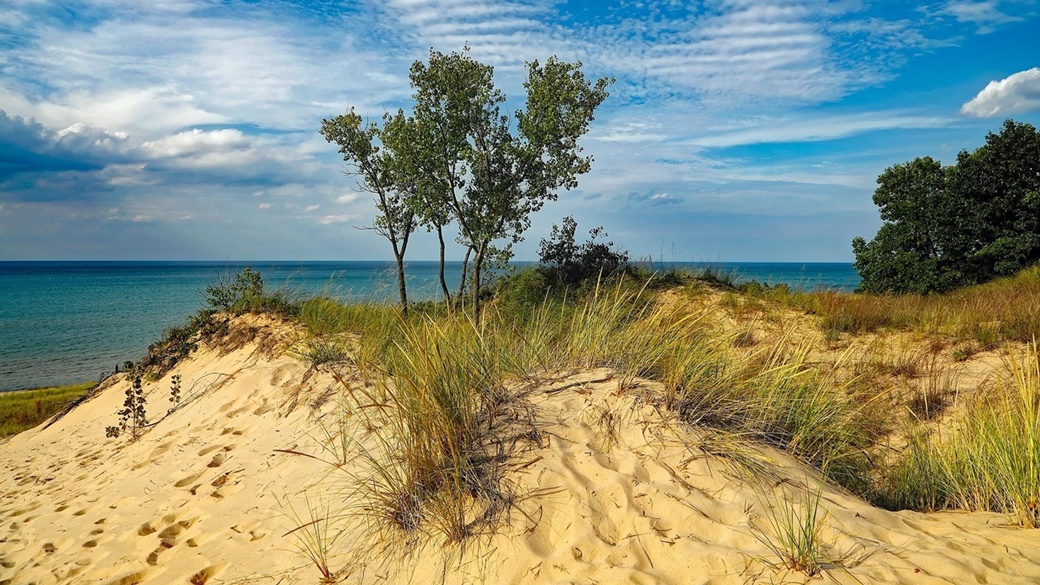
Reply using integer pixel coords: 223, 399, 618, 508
1, 0, 1038, 262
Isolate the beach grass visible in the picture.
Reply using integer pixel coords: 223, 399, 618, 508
763, 265, 1040, 342
0, 382, 94, 438
877, 343, 1040, 526
206, 262, 1040, 559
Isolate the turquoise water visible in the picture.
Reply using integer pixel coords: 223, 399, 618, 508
0, 261, 858, 391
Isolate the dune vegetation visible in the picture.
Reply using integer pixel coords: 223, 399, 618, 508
4, 262, 1040, 583
0, 382, 94, 438
194, 260, 1040, 554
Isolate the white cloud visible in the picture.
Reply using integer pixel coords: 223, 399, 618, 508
960, 67, 1040, 117
335, 193, 360, 204
941, 1, 1025, 33
258, 203, 272, 210
685, 111, 952, 147
319, 214, 359, 225
140, 129, 248, 158
304, 204, 320, 212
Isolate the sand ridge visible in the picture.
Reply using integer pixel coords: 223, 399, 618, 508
3, 316, 1040, 584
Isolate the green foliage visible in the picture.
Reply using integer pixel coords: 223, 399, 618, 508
332, 47, 612, 322
320, 110, 416, 314
0, 383, 93, 438
206, 267, 264, 312
854, 120, 1040, 293
538, 215, 629, 288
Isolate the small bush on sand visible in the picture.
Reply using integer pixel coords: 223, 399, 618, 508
106, 372, 148, 440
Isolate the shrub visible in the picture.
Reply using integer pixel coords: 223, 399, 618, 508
106, 373, 148, 440
538, 216, 629, 289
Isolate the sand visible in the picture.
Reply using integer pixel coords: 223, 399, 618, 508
2, 314, 1040, 584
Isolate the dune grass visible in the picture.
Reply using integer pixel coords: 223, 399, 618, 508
0, 382, 94, 438
769, 265, 1040, 343
753, 482, 831, 576
270, 264, 1040, 567
329, 314, 527, 550
878, 343, 1040, 527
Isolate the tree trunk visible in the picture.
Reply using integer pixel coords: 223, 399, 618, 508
471, 245, 484, 324
436, 225, 451, 304
456, 246, 471, 304
395, 254, 408, 317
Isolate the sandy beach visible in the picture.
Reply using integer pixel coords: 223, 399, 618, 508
2, 307, 1040, 585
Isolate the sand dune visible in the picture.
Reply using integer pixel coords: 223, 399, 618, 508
3, 315, 1040, 584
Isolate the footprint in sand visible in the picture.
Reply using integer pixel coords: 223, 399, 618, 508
197, 445, 222, 457
174, 471, 206, 489
188, 564, 224, 584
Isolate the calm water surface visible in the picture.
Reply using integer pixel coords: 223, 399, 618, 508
0, 261, 858, 391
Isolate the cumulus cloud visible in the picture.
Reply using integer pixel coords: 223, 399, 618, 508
258, 202, 272, 210
960, 68, 1040, 117
140, 129, 247, 158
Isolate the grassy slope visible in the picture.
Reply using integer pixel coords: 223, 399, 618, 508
0, 383, 94, 438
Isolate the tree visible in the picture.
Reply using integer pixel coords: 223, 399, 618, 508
853, 120, 1040, 294
406, 48, 612, 321
321, 109, 417, 314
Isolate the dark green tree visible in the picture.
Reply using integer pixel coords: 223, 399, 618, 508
853, 120, 1040, 294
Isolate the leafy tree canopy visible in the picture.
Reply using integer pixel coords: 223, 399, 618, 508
853, 120, 1040, 294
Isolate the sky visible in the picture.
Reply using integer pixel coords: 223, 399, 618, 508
1, 0, 1039, 262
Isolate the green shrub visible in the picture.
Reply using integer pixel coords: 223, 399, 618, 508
537, 216, 629, 289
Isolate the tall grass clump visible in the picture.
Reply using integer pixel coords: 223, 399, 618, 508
879, 343, 1040, 526
511, 278, 880, 491
752, 482, 832, 577
341, 315, 523, 548
670, 340, 881, 490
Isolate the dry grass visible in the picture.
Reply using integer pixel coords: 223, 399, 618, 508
276, 266, 1040, 570
878, 343, 1040, 527
779, 266, 1040, 343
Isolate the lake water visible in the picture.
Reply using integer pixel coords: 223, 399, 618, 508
0, 261, 858, 391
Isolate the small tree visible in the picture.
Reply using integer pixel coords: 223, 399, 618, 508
407, 49, 612, 321
321, 109, 417, 314
205, 266, 266, 312
539, 216, 629, 287
106, 373, 148, 440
